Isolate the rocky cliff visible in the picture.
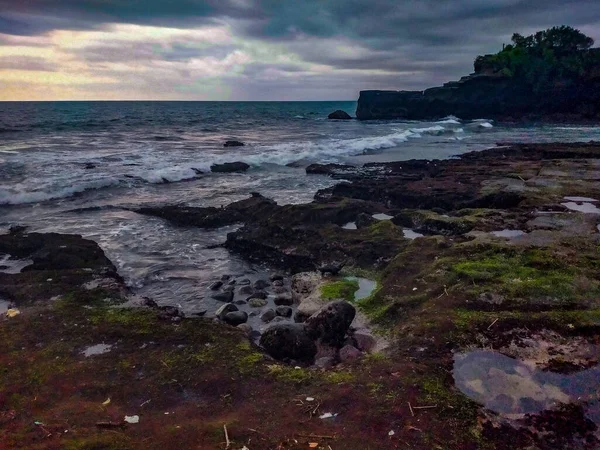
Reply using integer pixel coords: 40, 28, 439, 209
356, 73, 600, 121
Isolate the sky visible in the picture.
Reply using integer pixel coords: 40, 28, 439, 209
0, 0, 599, 101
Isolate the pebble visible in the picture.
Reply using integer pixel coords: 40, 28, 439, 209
260, 309, 276, 322
238, 279, 251, 285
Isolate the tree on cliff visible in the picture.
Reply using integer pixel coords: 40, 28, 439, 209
474, 26, 598, 91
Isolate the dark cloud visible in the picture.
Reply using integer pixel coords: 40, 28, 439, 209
1, 0, 599, 98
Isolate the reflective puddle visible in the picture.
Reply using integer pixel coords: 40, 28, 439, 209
454, 350, 600, 421
562, 198, 600, 214
0, 255, 33, 274
346, 277, 377, 301
491, 229, 526, 238
342, 222, 357, 230
403, 229, 424, 239
372, 213, 394, 220
83, 343, 113, 357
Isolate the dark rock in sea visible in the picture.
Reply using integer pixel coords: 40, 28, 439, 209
223, 285, 235, 292
238, 278, 251, 285
260, 324, 317, 362
247, 291, 267, 300
212, 291, 234, 302
339, 344, 362, 362
274, 295, 293, 306
272, 279, 284, 287
234, 300, 247, 306
248, 298, 268, 307
328, 110, 352, 120
223, 140, 244, 147
238, 285, 254, 296
223, 311, 248, 326
84, 163, 96, 170
305, 301, 356, 346
215, 303, 238, 319
275, 306, 292, 317
306, 163, 356, 176
136, 193, 277, 229
260, 308, 276, 323
270, 273, 284, 282
253, 279, 270, 290
221, 274, 231, 281
355, 212, 377, 229
209, 281, 223, 290
211, 162, 250, 173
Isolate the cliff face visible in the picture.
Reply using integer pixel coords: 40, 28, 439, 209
356, 73, 600, 121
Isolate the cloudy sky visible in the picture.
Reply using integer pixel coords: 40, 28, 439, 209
0, 0, 599, 101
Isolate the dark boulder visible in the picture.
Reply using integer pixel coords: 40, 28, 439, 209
328, 110, 352, 120
260, 324, 317, 362
209, 281, 223, 290
224, 140, 244, 147
212, 291, 234, 302
306, 163, 356, 176
223, 311, 248, 326
275, 306, 293, 317
211, 162, 250, 173
253, 279, 270, 290
274, 295, 293, 306
260, 308, 276, 323
215, 303, 238, 319
305, 301, 356, 346
270, 273, 284, 282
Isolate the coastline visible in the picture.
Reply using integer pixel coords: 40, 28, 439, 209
2, 142, 600, 448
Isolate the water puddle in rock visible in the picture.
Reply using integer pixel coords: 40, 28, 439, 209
402, 229, 424, 239
564, 196, 598, 203
342, 222, 357, 230
0, 254, 33, 274
346, 277, 377, 301
0, 299, 11, 314
561, 202, 600, 214
372, 213, 394, 220
83, 343, 113, 357
454, 350, 600, 422
491, 229, 526, 238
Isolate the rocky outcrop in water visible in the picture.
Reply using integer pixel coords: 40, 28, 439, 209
327, 110, 352, 120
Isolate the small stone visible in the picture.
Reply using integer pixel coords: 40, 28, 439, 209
209, 281, 223, 290
274, 295, 293, 306
249, 311, 259, 317
272, 279, 284, 287
260, 309, 276, 322
212, 291, 234, 302
223, 311, 248, 326
339, 345, 361, 362
239, 278, 251, 285
270, 273, 284, 282
276, 306, 293, 317
254, 279, 270, 290
223, 140, 244, 147
314, 357, 335, 369
248, 298, 268, 307
221, 274, 231, 281
234, 300, 247, 305
239, 285, 254, 296
215, 303, 238, 319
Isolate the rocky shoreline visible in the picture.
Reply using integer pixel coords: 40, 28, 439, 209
2, 142, 600, 449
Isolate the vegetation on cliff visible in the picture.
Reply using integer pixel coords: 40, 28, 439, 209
474, 26, 600, 91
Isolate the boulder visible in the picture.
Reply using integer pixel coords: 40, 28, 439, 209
223, 311, 248, 326
272, 279, 284, 287
215, 303, 238, 319
260, 324, 317, 362
275, 306, 292, 317
328, 110, 352, 120
239, 285, 254, 296
339, 345, 362, 362
253, 279, 270, 290
305, 301, 356, 346
211, 291, 234, 302
352, 331, 377, 353
294, 295, 322, 323
274, 295, 293, 306
261, 309, 276, 323
224, 140, 244, 147
211, 162, 250, 173
314, 356, 336, 369
248, 298, 268, 308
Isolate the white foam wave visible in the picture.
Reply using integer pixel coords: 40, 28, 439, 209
477, 122, 494, 128
436, 116, 461, 125
0, 178, 120, 205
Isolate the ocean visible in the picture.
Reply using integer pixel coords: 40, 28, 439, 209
1, 101, 600, 314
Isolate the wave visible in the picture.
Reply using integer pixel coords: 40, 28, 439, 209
0, 178, 121, 206
436, 116, 462, 125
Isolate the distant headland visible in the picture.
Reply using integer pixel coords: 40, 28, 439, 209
356, 26, 600, 121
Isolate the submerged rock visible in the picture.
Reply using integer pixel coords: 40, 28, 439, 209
328, 110, 352, 120
260, 324, 317, 362
248, 298, 268, 308
275, 306, 292, 317
211, 162, 250, 173
212, 291, 234, 303
209, 281, 223, 290
260, 308, 276, 323
305, 301, 356, 346
223, 140, 244, 147
274, 295, 293, 306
